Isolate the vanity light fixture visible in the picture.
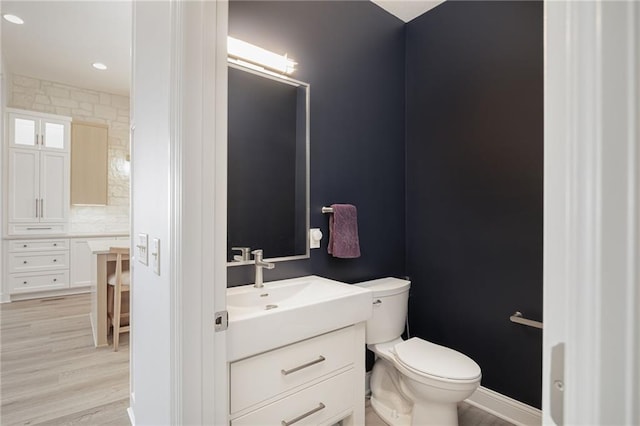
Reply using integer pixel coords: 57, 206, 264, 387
92, 62, 108, 71
228, 36, 296, 75
3, 14, 24, 24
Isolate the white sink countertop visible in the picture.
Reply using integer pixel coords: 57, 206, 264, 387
227, 275, 373, 361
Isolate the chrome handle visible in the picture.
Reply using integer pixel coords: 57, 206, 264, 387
26, 227, 52, 230
281, 403, 326, 426
35, 198, 39, 218
40, 199, 44, 217
373, 299, 382, 306
281, 356, 326, 375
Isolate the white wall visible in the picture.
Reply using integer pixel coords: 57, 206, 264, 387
130, 1, 172, 423
130, 1, 227, 423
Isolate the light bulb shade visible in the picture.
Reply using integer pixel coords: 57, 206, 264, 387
228, 37, 296, 75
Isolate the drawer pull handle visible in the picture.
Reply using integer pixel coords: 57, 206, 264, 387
26, 227, 52, 230
53, 279, 57, 282
281, 356, 326, 375
373, 299, 382, 306
53, 259, 57, 262
23, 244, 27, 248
53, 243, 57, 247
281, 402, 325, 426
23, 281, 27, 285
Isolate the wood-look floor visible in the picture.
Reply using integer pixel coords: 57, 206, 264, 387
0, 294, 130, 426
1, 294, 513, 426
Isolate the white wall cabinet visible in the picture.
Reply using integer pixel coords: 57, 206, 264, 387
5, 109, 71, 235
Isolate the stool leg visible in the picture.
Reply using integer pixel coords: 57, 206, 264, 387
113, 284, 121, 352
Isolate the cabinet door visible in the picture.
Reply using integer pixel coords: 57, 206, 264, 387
8, 149, 39, 222
40, 152, 69, 223
41, 118, 70, 151
8, 113, 39, 149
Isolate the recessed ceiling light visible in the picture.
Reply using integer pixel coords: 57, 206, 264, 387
3, 14, 24, 25
92, 62, 108, 71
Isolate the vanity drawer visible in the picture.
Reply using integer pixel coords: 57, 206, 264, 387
9, 239, 69, 252
9, 251, 69, 273
230, 326, 355, 414
9, 271, 69, 293
231, 369, 354, 426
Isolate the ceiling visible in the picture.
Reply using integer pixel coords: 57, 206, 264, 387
372, 0, 444, 22
0, 1, 441, 97
1, 1, 131, 96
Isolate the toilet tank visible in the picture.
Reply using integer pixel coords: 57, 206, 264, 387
355, 277, 410, 344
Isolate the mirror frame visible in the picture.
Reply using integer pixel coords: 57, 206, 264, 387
227, 62, 310, 266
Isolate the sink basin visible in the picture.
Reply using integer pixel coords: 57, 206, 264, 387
226, 275, 372, 361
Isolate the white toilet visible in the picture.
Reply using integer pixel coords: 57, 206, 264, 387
356, 278, 481, 426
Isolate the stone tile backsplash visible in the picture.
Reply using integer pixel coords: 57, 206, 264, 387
9, 74, 130, 234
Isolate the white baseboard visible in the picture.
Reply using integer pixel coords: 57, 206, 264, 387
465, 386, 541, 426
127, 406, 135, 425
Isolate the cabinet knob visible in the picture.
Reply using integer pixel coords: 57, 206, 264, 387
23, 281, 27, 285
53, 278, 57, 282
23, 244, 27, 248
53, 259, 57, 263
23, 261, 27, 264
53, 243, 57, 247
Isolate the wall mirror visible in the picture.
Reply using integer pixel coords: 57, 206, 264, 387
227, 63, 310, 265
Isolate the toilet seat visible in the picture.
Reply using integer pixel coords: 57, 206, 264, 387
393, 338, 481, 382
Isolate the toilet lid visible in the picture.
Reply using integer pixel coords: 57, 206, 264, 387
394, 338, 481, 381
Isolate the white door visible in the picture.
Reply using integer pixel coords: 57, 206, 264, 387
39, 151, 69, 223
8, 148, 39, 222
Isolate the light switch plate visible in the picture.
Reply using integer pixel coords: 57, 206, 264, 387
137, 233, 148, 265
151, 238, 160, 275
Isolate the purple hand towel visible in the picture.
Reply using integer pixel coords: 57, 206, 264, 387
328, 204, 361, 258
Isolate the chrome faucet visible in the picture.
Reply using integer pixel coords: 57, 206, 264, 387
251, 249, 275, 288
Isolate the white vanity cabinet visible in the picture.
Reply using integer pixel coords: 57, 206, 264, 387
6, 109, 71, 235
6, 238, 70, 293
229, 324, 366, 426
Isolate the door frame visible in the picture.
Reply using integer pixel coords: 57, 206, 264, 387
543, 1, 640, 424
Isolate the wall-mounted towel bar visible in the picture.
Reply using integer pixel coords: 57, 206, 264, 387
510, 311, 543, 329
321, 206, 334, 214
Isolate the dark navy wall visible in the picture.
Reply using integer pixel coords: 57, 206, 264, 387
228, 1, 406, 286
405, 1, 543, 408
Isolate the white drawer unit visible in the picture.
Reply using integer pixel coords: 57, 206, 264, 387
9, 251, 69, 273
231, 369, 355, 426
9, 271, 69, 293
228, 324, 365, 426
230, 326, 355, 414
9, 239, 68, 252
4, 238, 71, 297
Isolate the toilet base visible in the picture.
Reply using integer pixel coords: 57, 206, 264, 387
370, 396, 411, 426
411, 400, 459, 426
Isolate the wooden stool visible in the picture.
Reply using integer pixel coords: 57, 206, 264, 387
107, 247, 130, 351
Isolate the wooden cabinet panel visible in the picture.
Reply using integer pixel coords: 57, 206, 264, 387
71, 122, 108, 205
